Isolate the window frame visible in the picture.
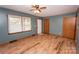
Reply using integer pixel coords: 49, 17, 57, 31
22, 16, 32, 32
8, 14, 32, 35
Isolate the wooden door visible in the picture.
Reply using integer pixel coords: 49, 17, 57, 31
44, 17, 49, 34
63, 17, 76, 39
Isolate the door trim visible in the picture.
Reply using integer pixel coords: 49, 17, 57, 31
44, 17, 50, 34
36, 18, 42, 34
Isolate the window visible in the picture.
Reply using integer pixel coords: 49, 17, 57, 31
22, 17, 31, 31
8, 15, 22, 34
8, 15, 32, 34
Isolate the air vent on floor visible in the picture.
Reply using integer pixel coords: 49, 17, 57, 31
9, 40, 18, 43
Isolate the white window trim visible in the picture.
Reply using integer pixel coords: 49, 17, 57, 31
8, 15, 32, 34
22, 16, 32, 31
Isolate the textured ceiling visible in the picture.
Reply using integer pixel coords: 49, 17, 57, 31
0, 5, 79, 17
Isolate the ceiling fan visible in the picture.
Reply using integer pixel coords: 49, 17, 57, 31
30, 5, 47, 14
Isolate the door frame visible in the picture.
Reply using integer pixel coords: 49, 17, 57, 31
44, 17, 50, 34
36, 18, 42, 34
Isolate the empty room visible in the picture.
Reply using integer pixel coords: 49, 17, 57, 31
0, 5, 79, 54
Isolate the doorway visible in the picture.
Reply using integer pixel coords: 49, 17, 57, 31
37, 19, 42, 34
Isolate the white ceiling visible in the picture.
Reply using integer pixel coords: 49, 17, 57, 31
0, 5, 79, 17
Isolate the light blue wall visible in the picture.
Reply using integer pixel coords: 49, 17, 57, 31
50, 16, 63, 35
0, 8, 42, 44
42, 13, 76, 35
49, 13, 76, 36
42, 17, 44, 33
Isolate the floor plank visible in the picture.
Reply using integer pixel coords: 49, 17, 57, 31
0, 34, 76, 54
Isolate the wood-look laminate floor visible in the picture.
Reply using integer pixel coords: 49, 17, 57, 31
0, 34, 76, 54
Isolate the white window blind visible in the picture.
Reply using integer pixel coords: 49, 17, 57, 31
8, 15, 22, 33
22, 17, 31, 31
8, 15, 32, 34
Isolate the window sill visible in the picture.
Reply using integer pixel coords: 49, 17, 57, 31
8, 30, 32, 35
